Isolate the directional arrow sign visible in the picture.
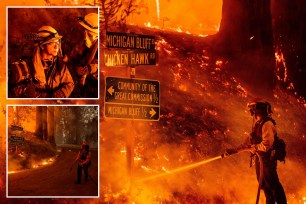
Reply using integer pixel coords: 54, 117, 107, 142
105, 104, 159, 121
105, 77, 160, 121
105, 77, 160, 106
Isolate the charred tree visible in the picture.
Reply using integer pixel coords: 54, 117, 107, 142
47, 107, 56, 146
218, 0, 273, 52
99, 0, 123, 31
98, 0, 144, 31
35, 106, 43, 140
215, 0, 275, 96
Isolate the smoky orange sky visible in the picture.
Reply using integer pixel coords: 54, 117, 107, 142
131, 0, 222, 34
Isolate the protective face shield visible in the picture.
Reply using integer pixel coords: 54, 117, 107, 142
84, 30, 98, 48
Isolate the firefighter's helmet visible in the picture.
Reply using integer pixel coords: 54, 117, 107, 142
34, 26, 62, 45
247, 100, 272, 116
78, 13, 98, 34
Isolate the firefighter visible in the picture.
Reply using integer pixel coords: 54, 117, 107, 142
68, 13, 99, 98
228, 100, 287, 204
71, 141, 91, 184
8, 26, 74, 98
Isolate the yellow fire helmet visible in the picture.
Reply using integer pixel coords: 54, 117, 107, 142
78, 13, 99, 34
34, 26, 62, 45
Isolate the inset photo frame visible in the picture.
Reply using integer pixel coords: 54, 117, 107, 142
6, 105, 99, 198
6, 6, 100, 99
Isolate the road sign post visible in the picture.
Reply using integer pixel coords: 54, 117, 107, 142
105, 31, 158, 191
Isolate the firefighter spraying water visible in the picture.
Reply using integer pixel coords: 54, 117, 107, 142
137, 100, 287, 204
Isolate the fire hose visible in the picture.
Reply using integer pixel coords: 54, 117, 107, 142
221, 148, 263, 204
137, 148, 263, 204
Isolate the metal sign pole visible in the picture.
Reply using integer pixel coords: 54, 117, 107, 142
127, 65, 135, 191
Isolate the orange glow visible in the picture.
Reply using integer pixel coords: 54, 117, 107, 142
136, 0, 222, 35
1, 1, 306, 203
29, 157, 56, 170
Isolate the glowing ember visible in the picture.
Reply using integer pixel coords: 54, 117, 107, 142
275, 48, 288, 82
198, 34, 208, 37
161, 166, 170, 173
144, 22, 151, 27
42, 161, 49, 165
178, 84, 187, 92
121, 148, 126, 154
215, 60, 223, 66
176, 27, 183, 33
8, 171, 16, 174
134, 156, 141, 161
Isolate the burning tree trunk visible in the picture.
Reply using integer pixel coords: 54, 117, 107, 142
35, 106, 43, 140
47, 107, 56, 146
216, 0, 275, 96
42, 107, 48, 141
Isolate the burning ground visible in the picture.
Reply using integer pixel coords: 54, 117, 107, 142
100, 26, 306, 203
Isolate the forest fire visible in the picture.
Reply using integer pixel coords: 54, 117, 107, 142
0, 0, 306, 203
33, 160, 50, 168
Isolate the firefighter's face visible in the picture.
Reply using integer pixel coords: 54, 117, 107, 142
42, 40, 60, 57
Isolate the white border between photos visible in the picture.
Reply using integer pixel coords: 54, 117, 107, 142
6, 104, 100, 198
6, 6, 100, 100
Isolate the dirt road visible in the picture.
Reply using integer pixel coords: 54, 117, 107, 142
8, 147, 98, 197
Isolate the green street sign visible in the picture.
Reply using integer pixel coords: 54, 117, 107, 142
104, 50, 157, 66
105, 103, 159, 121
106, 32, 155, 50
9, 135, 24, 146
105, 76, 160, 121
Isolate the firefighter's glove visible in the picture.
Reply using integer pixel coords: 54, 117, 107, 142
225, 148, 238, 156
76, 66, 89, 76
52, 90, 65, 98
